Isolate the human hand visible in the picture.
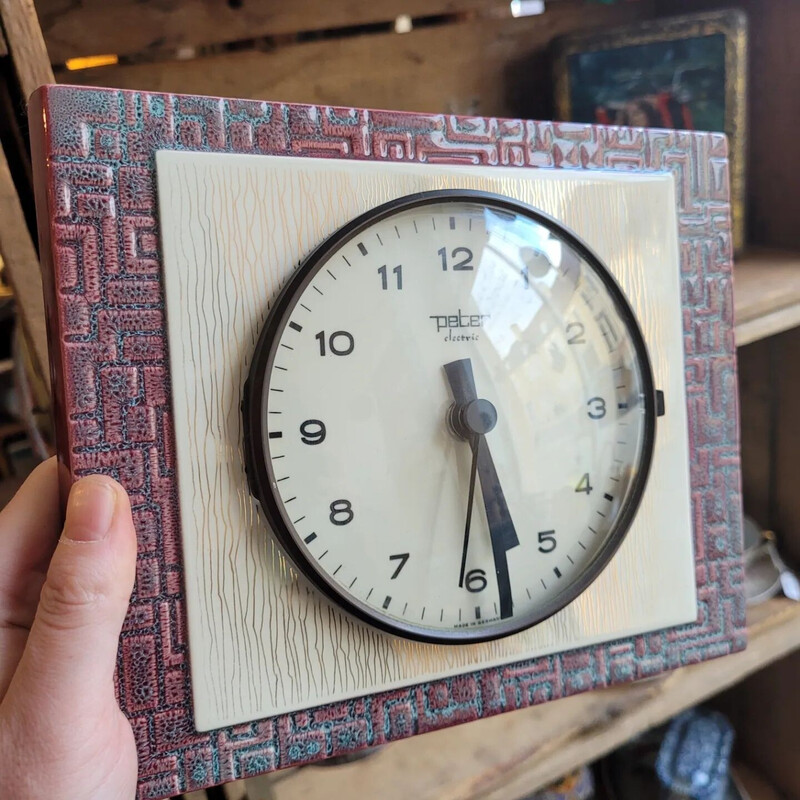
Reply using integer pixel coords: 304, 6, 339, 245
0, 458, 138, 799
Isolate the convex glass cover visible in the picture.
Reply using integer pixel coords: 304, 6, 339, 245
244, 190, 657, 643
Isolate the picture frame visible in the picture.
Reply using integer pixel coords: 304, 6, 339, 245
553, 10, 748, 252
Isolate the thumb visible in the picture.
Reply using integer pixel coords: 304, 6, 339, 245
7, 474, 137, 711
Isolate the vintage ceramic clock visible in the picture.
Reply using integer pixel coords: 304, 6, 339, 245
30, 85, 744, 800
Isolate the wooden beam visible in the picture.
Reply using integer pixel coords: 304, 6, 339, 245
734, 250, 800, 347
244, 601, 800, 800
56, 2, 656, 119
0, 139, 48, 389
0, 0, 54, 100
37, 0, 512, 64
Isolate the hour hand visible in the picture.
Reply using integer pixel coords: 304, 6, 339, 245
444, 358, 478, 406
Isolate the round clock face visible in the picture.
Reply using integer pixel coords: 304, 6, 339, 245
244, 190, 656, 644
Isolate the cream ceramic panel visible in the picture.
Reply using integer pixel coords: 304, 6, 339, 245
156, 151, 694, 731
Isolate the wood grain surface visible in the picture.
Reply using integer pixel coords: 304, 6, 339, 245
157, 150, 694, 732
0, 0, 54, 99
36, 0, 509, 62
53, 3, 656, 119
734, 250, 800, 346
0, 139, 49, 388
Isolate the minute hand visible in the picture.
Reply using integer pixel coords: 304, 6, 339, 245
472, 435, 519, 552
444, 358, 520, 619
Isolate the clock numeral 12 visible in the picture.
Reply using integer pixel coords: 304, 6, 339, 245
315, 330, 355, 356
438, 246, 474, 271
378, 264, 403, 290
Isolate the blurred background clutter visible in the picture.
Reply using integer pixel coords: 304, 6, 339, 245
1, 0, 800, 798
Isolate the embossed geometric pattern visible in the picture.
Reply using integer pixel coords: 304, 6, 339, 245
31, 85, 744, 799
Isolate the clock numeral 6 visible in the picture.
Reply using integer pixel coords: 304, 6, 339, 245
378, 264, 403, 290
587, 397, 607, 420
299, 419, 326, 445
329, 499, 353, 526
438, 246, 474, 271
464, 568, 488, 593
315, 330, 355, 357
538, 530, 557, 553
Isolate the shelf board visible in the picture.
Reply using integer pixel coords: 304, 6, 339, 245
735, 250, 800, 346
241, 599, 800, 800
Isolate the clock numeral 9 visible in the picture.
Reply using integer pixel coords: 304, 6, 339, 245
329, 499, 353, 526
566, 322, 586, 345
438, 246, 474, 271
315, 330, 355, 357
575, 473, 593, 494
300, 419, 326, 445
464, 568, 487, 593
587, 397, 607, 420
538, 530, 557, 553
378, 264, 403, 290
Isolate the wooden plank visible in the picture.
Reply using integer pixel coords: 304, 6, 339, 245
37, 0, 511, 63
242, 600, 800, 800
734, 250, 800, 347
730, 763, 783, 800
222, 781, 249, 800
0, 139, 49, 389
0, 0, 53, 100
55, 2, 656, 118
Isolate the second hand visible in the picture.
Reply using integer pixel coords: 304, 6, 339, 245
459, 435, 480, 588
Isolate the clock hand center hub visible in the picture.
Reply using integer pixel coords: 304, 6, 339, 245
449, 398, 498, 438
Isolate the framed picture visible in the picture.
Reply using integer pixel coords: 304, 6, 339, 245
554, 11, 747, 252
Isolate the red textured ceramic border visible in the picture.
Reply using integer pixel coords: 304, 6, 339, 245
29, 84, 745, 800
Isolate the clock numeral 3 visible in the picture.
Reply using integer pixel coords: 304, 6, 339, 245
389, 553, 410, 579
538, 530, 557, 553
378, 264, 403, 290
299, 419, 326, 445
575, 473, 593, 494
587, 397, 607, 420
464, 568, 488, 593
566, 322, 586, 344
329, 499, 354, 526
438, 246, 474, 271
316, 330, 355, 357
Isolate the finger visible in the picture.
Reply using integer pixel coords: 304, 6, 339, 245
0, 459, 60, 697
0, 458, 60, 616
4, 474, 137, 714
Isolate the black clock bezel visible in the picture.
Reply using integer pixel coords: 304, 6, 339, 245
243, 189, 658, 645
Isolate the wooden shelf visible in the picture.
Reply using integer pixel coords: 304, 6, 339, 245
240, 599, 800, 800
735, 250, 800, 346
